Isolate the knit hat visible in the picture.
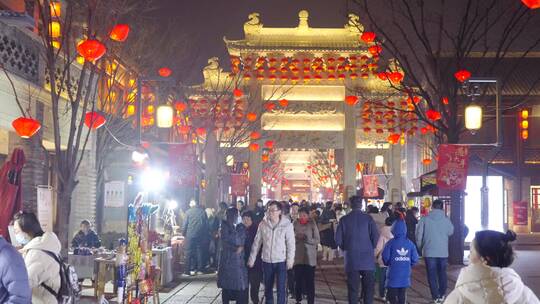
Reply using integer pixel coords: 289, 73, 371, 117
474, 230, 517, 268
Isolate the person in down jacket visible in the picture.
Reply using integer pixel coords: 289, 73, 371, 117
0, 236, 31, 303
13, 212, 61, 304
382, 218, 419, 304
445, 230, 539, 304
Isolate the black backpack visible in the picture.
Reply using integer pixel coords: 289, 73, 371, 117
38, 250, 80, 304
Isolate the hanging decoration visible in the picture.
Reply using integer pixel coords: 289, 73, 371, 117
158, 67, 172, 77
426, 109, 442, 121
345, 95, 359, 106
264, 140, 274, 149
361, 31, 376, 43
233, 88, 243, 97
246, 112, 257, 122
250, 131, 261, 140
84, 111, 106, 129
77, 39, 106, 61
454, 69, 471, 83
249, 143, 259, 151
12, 117, 41, 138
109, 24, 130, 42
522, 0, 540, 9
278, 99, 289, 107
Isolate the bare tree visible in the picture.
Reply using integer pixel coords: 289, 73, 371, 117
309, 151, 343, 202
349, 0, 540, 263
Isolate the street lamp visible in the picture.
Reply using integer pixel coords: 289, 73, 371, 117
465, 103, 483, 131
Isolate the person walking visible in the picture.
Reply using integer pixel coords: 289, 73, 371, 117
381, 218, 419, 304
374, 216, 394, 301
242, 211, 263, 304
319, 201, 337, 262
183, 200, 209, 275
218, 207, 248, 304
293, 207, 320, 304
335, 195, 380, 304
416, 200, 454, 303
445, 230, 539, 304
13, 212, 61, 304
253, 199, 265, 224
0, 235, 31, 303
405, 207, 419, 253
248, 201, 295, 304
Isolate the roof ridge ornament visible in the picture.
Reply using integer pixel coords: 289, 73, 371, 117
298, 10, 309, 29
244, 12, 263, 37
345, 13, 362, 34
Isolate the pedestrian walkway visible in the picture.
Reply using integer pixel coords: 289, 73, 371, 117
160, 258, 461, 304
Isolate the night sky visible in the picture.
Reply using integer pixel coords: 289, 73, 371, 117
154, 0, 352, 83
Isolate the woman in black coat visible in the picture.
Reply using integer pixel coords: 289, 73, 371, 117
319, 201, 337, 261
217, 207, 248, 304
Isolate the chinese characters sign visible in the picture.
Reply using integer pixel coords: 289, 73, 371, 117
363, 175, 379, 198
437, 145, 469, 190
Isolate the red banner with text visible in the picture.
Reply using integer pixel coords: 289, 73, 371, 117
231, 174, 249, 196
363, 175, 379, 198
513, 201, 528, 225
437, 144, 469, 190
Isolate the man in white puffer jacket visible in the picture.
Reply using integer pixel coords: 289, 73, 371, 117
445, 230, 539, 304
248, 201, 295, 304
14, 212, 61, 304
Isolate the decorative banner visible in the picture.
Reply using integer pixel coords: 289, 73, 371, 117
168, 144, 197, 186
104, 181, 125, 208
37, 186, 54, 232
231, 173, 249, 196
437, 144, 469, 190
513, 201, 528, 225
363, 175, 379, 198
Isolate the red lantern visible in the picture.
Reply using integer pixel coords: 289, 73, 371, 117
196, 127, 207, 137
246, 112, 257, 122
522, 0, 540, 9
420, 127, 428, 135
345, 95, 359, 106
389, 72, 404, 83
422, 158, 432, 165
442, 97, 449, 105
368, 45, 382, 56
279, 99, 289, 107
250, 131, 261, 140
387, 133, 401, 144
262, 154, 269, 162
233, 88, 243, 97
264, 140, 274, 149
77, 39, 106, 61
249, 143, 259, 152
264, 102, 276, 111
175, 102, 187, 112
378, 72, 388, 80
361, 32, 376, 43
84, 112, 106, 129
178, 125, 189, 134
158, 67, 172, 77
363, 127, 371, 133
454, 69, 471, 83
109, 24, 130, 42
12, 117, 41, 138
426, 109, 442, 121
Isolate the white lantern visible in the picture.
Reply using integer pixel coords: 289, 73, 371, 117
375, 155, 384, 168
465, 104, 482, 131
156, 105, 173, 128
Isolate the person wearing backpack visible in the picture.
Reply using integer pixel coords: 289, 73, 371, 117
0, 235, 31, 303
13, 212, 61, 304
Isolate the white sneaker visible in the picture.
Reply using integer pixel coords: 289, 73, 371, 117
189, 271, 196, 276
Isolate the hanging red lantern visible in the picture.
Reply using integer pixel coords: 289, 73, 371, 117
264, 140, 274, 149
376, 128, 384, 134
249, 143, 259, 152
158, 67, 172, 77
522, 0, 540, 9
77, 39, 106, 61
84, 112, 106, 129
387, 133, 401, 145
345, 95, 359, 106
420, 127, 428, 135
109, 24, 130, 42
363, 127, 371, 133
361, 31, 376, 43
422, 158, 432, 165
350, 73, 358, 79
377, 72, 388, 80
262, 154, 269, 162
426, 109, 442, 121
389, 72, 404, 83
246, 112, 257, 122
233, 88, 243, 97
279, 99, 289, 107
454, 69, 471, 83
250, 131, 261, 140
442, 97, 449, 105
368, 45, 382, 56
264, 102, 276, 111
12, 117, 41, 138
175, 102, 187, 112
196, 127, 207, 137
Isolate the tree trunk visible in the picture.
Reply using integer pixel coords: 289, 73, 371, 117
55, 186, 74, 255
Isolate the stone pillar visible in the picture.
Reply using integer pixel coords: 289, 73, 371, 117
343, 98, 357, 201
389, 145, 403, 202
204, 131, 219, 209
248, 146, 262, 208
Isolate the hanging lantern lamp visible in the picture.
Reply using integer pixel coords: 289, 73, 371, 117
454, 69, 472, 83
84, 111, 106, 129
12, 117, 41, 138
158, 67, 172, 77
77, 39, 106, 61
345, 95, 359, 106
109, 24, 130, 42
361, 31, 376, 43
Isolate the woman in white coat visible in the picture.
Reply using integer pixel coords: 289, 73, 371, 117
13, 212, 61, 304
445, 230, 539, 304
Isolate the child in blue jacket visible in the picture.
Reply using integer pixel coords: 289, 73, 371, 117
382, 217, 419, 304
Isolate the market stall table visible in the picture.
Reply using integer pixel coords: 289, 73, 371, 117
68, 252, 114, 280
94, 257, 117, 299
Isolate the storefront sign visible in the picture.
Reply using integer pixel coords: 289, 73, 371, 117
37, 186, 54, 232
513, 201, 528, 225
231, 174, 249, 196
104, 181, 125, 208
437, 144, 469, 190
363, 175, 379, 198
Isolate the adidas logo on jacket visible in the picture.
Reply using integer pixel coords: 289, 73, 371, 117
382, 219, 419, 288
